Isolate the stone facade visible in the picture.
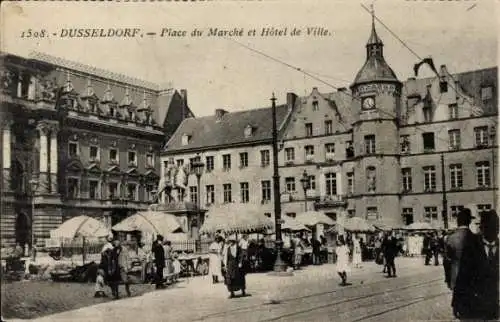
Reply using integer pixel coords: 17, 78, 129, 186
0, 52, 192, 248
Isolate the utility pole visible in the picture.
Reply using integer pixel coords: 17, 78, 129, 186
270, 93, 288, 275
441, 153, 449, 229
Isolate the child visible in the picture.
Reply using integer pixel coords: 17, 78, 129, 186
172, 252, 181, 282
94, 269, 107, 298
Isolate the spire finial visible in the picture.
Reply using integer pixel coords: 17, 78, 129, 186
370, 2, 375, 26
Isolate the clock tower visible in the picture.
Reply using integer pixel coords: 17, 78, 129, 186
349, 11, 403, 225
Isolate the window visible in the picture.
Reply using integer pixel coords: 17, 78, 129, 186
264, 213, 272, 218
366, 166, 376, 193
448, 104, 458, 119
285, 177, 296, 193
305, 145, 314, 162
260, 150, 270, 167
325, 172, 337, 196
325, 120, 333, 135
346, 141, 354, 158
285, 148, 295, 162
128, 151, 137, 166
206, 156, 214, 172
402, 208, 414, 225
474, 126, 489, 147
239, 152, 248, 168
176, 159, 184, 167
312, 100, 319, 111
305, 123, 313, 137
206, 185, 215, 204
181, 134, 190, 146
439, 81, 448, 93
146, 154, 154, 168
476, 161, 491, 187
109, 149, 118, 163
400, 135, 410, 153
109, 106, 115, 117
69, 142, 78, 157
240, 182, 249, 203
481, 86, 493, 102
348, 209, 355, 218
222, 154, 231, 171
448, 130, 461, 150
424, 206, 439, 222
223, 184, 232, 203
307, 175, 316, 190
423, 166, 436, 191
88, 101, 97, 113
261, 180, 271, 202
422, 132, 435, 152
450, 205, 464, 218
449, 164, 463, 189
89, 180, 99, 199
366, 207, 378, 220
189, 186, 198, 204
89, 146, 99, 161
477, 204, 492, 216
286, 212, 296, 219
128, 111, 135, 121
347, 172, 354, 194
127, 183, 137, 200
108, 182, 118, 199
67, 178, 79, 198
146, 184, 155, 202
364, 135, 376, 154
401, 168, 412, 192
325, 143, 335, 160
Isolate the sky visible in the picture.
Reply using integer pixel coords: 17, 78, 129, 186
1, 0, 498, 117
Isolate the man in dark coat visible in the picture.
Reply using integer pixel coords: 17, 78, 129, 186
107, 239, 132, 299
444, 208, 478, 319
382, 231, 399, 278
152, 235, 166, 289
474, 210, 499, 320
312, 238, 322, 265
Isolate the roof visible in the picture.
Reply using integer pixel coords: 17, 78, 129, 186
29, 52, 161, 90
200, 205, 274, 234
366, 21, 382, 46
163, 105, 291, 152
352, 56, 399, 85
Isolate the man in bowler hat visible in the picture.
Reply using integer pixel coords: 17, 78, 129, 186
444, 207, 478, 319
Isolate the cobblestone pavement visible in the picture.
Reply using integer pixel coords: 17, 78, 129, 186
11, 257, 456, 322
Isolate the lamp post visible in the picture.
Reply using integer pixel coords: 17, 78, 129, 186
270, 93, 288, 275
29, 178, 38, 260
300, 170, 310, 212
191, 155, 204, 252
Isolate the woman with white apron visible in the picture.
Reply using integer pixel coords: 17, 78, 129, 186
336, 236, 351, 286
208, 236, 224, 284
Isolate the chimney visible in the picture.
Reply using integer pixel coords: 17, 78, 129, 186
215, 109, 228, 122
286, 92, 297, 110
439, 65, 448, 78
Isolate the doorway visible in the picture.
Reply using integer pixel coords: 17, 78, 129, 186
15, 212, 30, 247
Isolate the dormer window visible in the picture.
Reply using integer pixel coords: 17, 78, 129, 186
439, 80, 448, 93
128, 111, 135, 121
181, 134, 191, 146
244, 125, 254, 138
481, 86, 493, 102
312, 100, 319, 111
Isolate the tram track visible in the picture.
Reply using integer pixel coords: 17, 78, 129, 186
195, 273, 442, 321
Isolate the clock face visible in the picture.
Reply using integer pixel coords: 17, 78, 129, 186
362, 97, 375, 110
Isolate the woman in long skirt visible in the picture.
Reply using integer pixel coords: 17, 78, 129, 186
208, 236, 223, 284
222, 235, 246, 298
352, 236, 362, 268
336, 236, 351, 286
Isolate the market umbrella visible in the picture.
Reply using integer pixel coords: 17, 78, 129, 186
403, 222, 435, 231
281, 216, 311, 232
50, 215, 110, 239
372, 220, 403, 231
342, 217, 376, 232
200, 206, 274, 235
112, 211, 183, 237
295, 211, 335, 226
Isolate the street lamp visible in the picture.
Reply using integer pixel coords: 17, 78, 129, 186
191, 155, 204, 251
300, 170, 310, 212
29, 178, 38, 260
